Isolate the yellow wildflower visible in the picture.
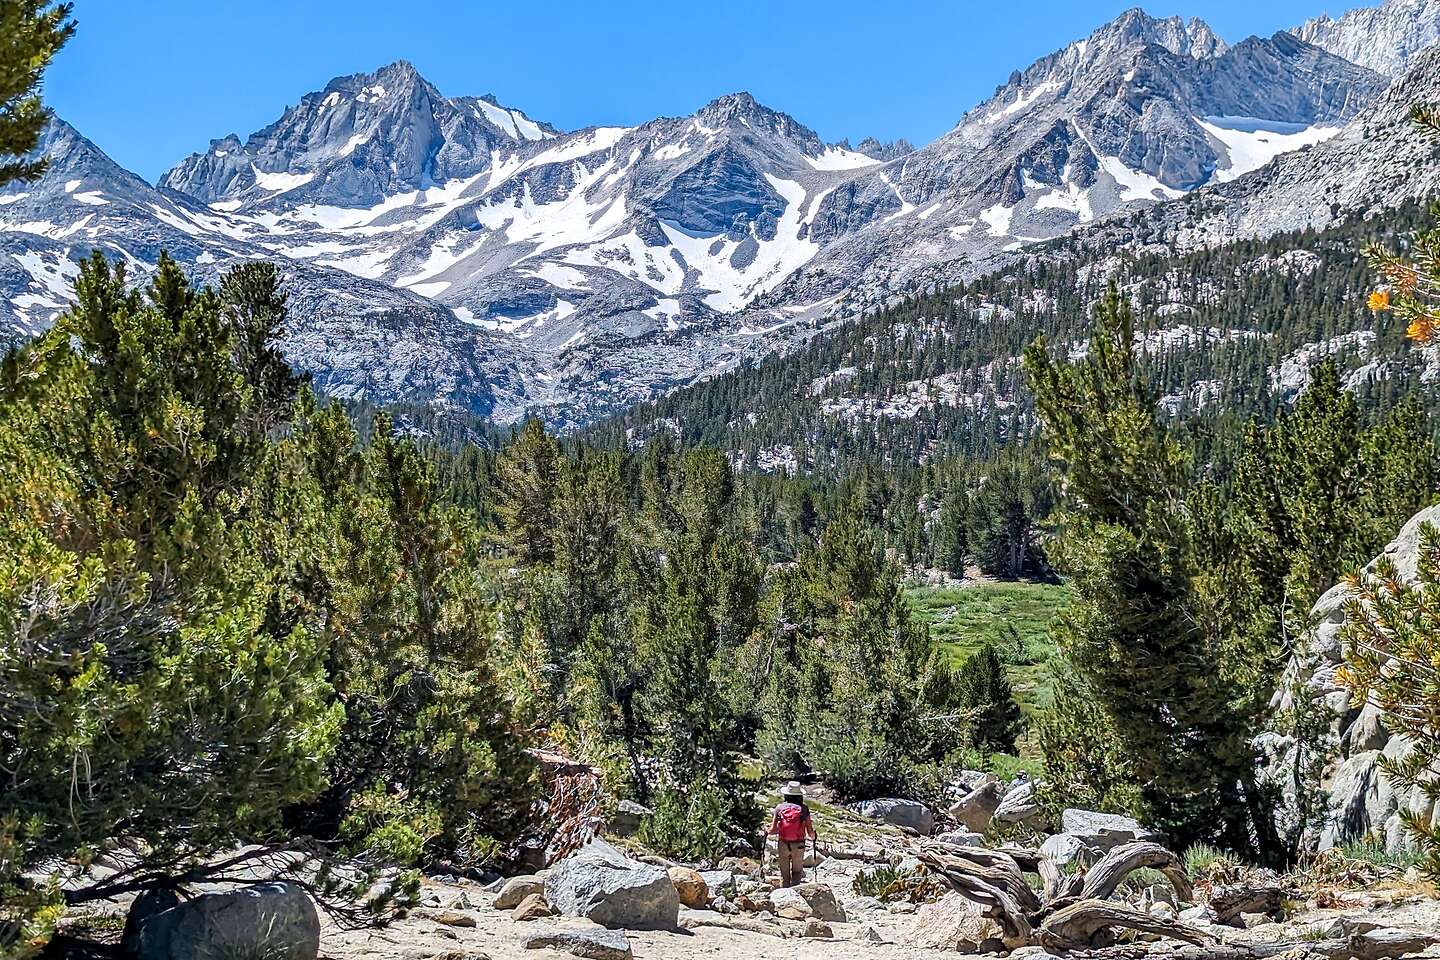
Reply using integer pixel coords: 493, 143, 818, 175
1407, 314, 1439, 344
1368, 289, 1391, 313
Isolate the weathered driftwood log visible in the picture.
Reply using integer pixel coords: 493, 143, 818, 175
916, 850, 1035, 948
1052, 841, 1194, 910
920, 838, 1212, 952
1037, 899, 1219, 951
1206, 883, 1288, 925
917, 847, 1042, 915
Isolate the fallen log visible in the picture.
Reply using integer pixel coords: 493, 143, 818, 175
1206, 883, 1288, 926
1036, 899, 1220, 952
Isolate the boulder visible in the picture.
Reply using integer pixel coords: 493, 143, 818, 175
121, 886, 182, 958
1060, 808, 1160, 850
1261, 505, 1440, 855
948, 780, 1006, 833
544, 838, 679, 930
994, 780, 1042, 824
135, 882, 319, 960
768, 882, 844, 922
667, 866, 708, 909
854, 798, 935, 835
1039, 832, 1101, 867
512, 893, 552, 921
907, 892, 1006, 951
607, 799, 651, 838
802, 918, 834, 939
494, 875, 546, 910
698, 870, 735, 897
845, 895, 886, 916
933, 829, 985, 848
770, 887, 811, 920
522, 929, 633, 960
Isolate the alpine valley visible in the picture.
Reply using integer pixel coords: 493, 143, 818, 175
5, 0, 1440, 430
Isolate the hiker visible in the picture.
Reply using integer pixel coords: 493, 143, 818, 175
767, 781, 816, 887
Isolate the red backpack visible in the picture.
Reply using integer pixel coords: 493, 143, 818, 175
776, 803, 809, 842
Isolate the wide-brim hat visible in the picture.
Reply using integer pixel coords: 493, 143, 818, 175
782, 780, 805, 799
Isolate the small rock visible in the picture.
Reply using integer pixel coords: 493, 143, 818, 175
450, 892, 476, 911
802, 919, 834, 939
994, 781, 1042, 824
736, 892, 771, 913
1039, 832, 1100, 868
948, 781, 1006, 833
668, 866, 709, 909
1060, 808, 1160, 850
908, 893, 1004, 950
932, 829, 985, 848
427, 910, 478, 928
1180, 904, 1216, 926
1149, 902, 1176, 921
1011, 947, 1061, 959
434, 927, 461, 940
1241, 912, 1273, 928
769, 883, 845, 922
512, 893, 553, 921
888, 901, 917, 915
521, 929, 633, 960
699, 870, 735, 897
608, 799, 651, 838
854, 924, 887, 944
846, 895, 886, 915
718, 856, 760, 876
495, 876, 546, 910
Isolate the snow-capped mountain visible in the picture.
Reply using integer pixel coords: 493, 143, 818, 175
0, 118, 535, 417
1, 2, 1432, 429
161, 60, 558, 209
761, 10, 1385, 311
1293, 0, 1440, 76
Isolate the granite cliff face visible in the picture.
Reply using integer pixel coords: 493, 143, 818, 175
1262, 505, 1440, 855
1293, 0, 1440, 76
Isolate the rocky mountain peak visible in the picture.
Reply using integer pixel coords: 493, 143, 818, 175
854, 137, 915, 161
1292, 0, 1440, 76
694, 92, 823, 149
1095, 8, 1228, 59
159, 61, 556, 209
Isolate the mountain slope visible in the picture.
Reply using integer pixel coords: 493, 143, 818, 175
1292, 0, 1440, 76
0, 5, 1419, 430
0, 118, 533, 416
755, 11, 1386, 314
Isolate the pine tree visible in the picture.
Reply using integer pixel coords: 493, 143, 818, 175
1338, 523, 1440, 880
495, 417, 560, 568
0, 1, 72, 186
1024, 286, 1276, 857
0, 255, 341, 955
956, 644, 1022, 754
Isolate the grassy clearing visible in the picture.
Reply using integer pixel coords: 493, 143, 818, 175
906, 580, 1069, 715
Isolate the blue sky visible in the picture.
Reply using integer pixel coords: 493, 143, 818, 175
46, 0, 1337, 183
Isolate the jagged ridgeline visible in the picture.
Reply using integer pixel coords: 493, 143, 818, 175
589, 201, 1437, 472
